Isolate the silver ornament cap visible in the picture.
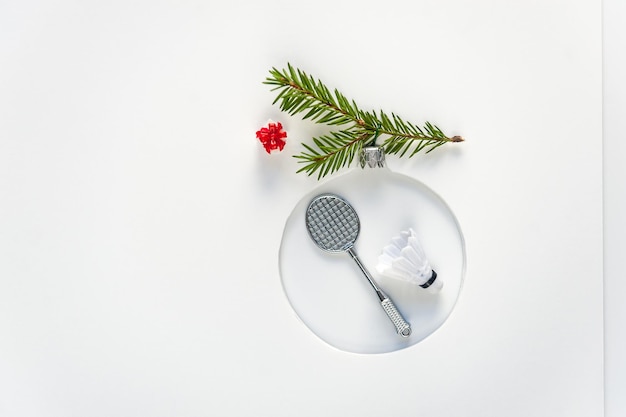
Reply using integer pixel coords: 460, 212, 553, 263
359, 146, 386, 169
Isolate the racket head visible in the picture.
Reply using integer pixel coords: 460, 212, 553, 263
305, 194, 360, 253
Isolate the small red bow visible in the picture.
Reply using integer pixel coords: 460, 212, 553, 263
256, 121, 287, 153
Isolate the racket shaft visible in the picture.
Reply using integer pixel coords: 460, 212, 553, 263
348, 249, 412, 337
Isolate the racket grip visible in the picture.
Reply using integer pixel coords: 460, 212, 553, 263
381, 297, 411, 337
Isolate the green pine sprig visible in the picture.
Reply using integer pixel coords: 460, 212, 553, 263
264, 63, 463, 179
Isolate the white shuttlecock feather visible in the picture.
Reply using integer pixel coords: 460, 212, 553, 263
376, 228, 442, 292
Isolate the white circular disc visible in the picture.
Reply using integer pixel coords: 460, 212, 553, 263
279, 168, 466, 354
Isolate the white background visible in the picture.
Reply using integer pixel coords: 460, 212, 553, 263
603, 0, 626, 414
1, 0, 622, 415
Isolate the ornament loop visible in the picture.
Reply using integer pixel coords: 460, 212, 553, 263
359, 146, 386, 169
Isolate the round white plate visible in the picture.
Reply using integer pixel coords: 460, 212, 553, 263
279, 167, 466, 354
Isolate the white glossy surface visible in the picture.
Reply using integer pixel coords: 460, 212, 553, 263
0, 0, 608, 416
280, 167, 465, 353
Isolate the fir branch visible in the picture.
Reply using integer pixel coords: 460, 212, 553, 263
264, 64, 463, 179
294, 129, 372, 179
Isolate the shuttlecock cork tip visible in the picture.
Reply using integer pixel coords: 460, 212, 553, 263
421, 269, 443, 293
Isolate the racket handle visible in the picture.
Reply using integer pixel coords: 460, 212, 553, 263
381, 297, 411, 337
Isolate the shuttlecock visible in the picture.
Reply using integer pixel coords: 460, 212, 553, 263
376, 228, 442, 292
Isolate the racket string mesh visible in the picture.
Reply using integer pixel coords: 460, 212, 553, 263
306, 196, 359, 252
